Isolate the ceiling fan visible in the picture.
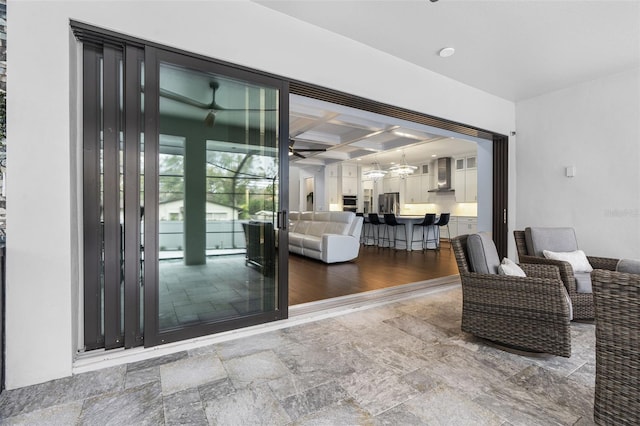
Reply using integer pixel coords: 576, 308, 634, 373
159, 81, 276, 127
289, 139, 327, 159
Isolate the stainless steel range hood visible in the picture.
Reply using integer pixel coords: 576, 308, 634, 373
428, 157, 455, 192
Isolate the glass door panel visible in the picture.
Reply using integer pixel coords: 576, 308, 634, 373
148, 53, 285, 344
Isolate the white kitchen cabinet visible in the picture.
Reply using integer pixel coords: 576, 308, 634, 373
362, 179, 374, 190
420, 172, 432, 194
326, 164, 339, 178
457, 216, 478, 235
405, 175, 422, 203
342, 177, 358, 195
325, 164, 340, 206
340, 163, 358, 195
465, 169, 477, 202
444, 216, 458, 240
454, 155, 478, 203
455, 169, 466, 203
383, 176, 401, 193
466, 156, 477, 169
402, 165, 432, 204
420, 165, 432, 202
341, 163, 358, 178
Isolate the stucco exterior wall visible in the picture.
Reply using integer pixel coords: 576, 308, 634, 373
515, 68, 640, 259
6, 0, 516, 388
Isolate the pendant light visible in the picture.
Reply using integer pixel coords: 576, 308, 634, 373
389, 153, 417, 178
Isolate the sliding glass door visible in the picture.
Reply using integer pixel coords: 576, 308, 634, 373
82, 37, 288, 350
144, 49, 288, 345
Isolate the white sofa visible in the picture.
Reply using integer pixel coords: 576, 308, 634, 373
289, 211, 363, 263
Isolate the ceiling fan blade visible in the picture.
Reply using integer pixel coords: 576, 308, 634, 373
160, 88, 210, 109
208, 81, 276, 111
289, 138, 326, 158
161, 86, 276, 111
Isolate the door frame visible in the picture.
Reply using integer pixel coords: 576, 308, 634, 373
73, 21, 509, 353
288, 81, 509, 258
143, 47, 290, 347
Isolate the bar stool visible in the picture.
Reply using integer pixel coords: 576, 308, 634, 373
411, 213, 436, 250
382, 213, 408, 250
434, 213, 451, 250
356, 212, 367, 244
366, 213, 382, 246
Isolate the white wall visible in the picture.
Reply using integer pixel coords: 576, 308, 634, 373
515, 68, 640, 259
7, 0, 516, 388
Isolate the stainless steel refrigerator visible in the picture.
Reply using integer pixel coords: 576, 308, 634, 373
378, 192, 400, 215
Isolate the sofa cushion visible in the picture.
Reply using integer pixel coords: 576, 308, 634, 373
295, 220, 311, 235
574, 272, 592, 293
314, 211, 331, 222
302, 235, 322, 251
467, 233, 501, 274
616, 258, 640, 274
543, 249, 593, 272
525, 227, 578, 258
289, 233, 306, 247
329, 211, 353, 223
325, 222, 349, 235
498, 258, 526, 277
327, 212, 354, 235
307, 221, 328, 237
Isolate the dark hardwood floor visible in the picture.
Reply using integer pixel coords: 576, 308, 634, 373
288, 243, 460, 305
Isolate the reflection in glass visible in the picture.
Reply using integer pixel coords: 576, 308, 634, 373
157, 63, 279, 332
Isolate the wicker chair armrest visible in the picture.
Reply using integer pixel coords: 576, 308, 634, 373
588, 256, 618, 271
519, 263, 561, 280
460, 272, 571, 317
518, 255, 576, 292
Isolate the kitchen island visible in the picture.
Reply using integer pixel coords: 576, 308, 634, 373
364, 215, 440, 250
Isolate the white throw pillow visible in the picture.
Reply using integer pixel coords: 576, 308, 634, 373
543, 249, 593, 273
498, 258, 526, 277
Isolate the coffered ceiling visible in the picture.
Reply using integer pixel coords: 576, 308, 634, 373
289, 94, 477, 170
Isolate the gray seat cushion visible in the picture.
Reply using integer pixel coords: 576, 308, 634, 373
467, 233, 500, 274
616, 258, 640, 275
525, 227, 579, 258
574, 272, 592, 294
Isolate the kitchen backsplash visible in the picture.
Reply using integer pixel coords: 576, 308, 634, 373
402, 199, 478, 217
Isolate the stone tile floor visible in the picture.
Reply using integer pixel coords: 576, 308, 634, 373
0, 286, 597, 425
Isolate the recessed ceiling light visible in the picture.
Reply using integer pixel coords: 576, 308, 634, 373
439, 47, 455, 58
431, 154, 437, 157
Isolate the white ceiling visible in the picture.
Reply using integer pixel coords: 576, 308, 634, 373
256, 0, 640, 102
163, 1, 640, 168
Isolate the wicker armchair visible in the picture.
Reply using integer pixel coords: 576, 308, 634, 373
514, 229, 618, 319
452, 234, 572, 357
592, 269, 640, 425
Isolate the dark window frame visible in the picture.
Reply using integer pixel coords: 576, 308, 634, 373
142, 46, 290, 347
74, 21, 509, 352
